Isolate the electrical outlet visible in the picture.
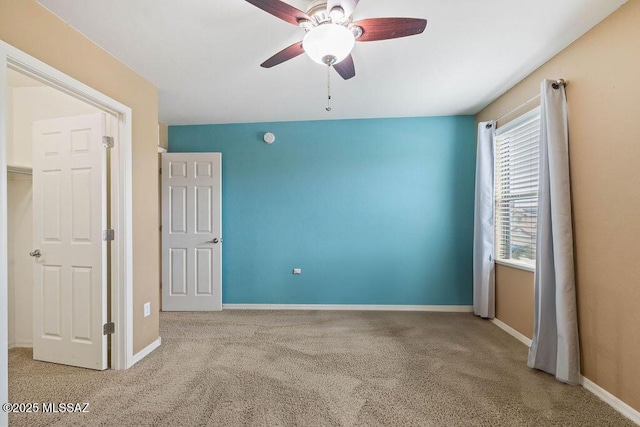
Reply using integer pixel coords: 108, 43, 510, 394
293, 268, 302, 275
144, 302, 151, 317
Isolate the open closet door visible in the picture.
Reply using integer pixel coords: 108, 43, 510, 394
31, 113, 108, 370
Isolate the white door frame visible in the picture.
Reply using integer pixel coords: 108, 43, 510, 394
0, 40, 135, 421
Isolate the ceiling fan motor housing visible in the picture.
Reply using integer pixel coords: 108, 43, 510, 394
304, 0, 348, 26
306, 0, 330, 19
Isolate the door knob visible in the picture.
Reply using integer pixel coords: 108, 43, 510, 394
29, 249, 42, 258
207, 238, 222, 244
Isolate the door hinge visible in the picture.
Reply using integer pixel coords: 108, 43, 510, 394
102, 136, 114, 148
103, 322, 115, 335
103, 229, 115, 241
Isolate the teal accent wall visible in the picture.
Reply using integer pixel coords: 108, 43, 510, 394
169, 116, 476, 305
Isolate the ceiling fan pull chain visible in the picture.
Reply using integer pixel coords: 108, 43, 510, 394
326, 63, 332, 112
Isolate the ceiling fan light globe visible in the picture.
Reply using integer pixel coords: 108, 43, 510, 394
302, 24, 355, 65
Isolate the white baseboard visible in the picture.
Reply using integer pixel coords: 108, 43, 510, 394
222, 304, 473, 312
491, 318, 532, 347
129, 337, 161, 367
580, 376, 640, 425
490, 319, 639, 424
8, 339, 33, 350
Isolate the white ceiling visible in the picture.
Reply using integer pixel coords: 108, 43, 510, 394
38, 0, 626, 125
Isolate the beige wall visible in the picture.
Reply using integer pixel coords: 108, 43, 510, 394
7, 175, 32, 348
0, 0, 160, 353
494, 265, 534, 339
9, 85, 100, 167
158, 122, 168, 150
477, 1, 640, 412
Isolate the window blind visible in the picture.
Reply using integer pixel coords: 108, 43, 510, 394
494, 107, 541, 266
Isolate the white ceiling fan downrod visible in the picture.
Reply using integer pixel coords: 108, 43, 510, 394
326, 62, 332, 112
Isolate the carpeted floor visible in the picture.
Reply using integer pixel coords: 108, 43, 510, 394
7, 311, 635, 426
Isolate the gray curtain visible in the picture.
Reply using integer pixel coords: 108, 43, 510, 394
527, 79, 580, 384
473, 121, 495, 319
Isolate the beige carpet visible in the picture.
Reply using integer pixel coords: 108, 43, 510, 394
8, 311, 635, 426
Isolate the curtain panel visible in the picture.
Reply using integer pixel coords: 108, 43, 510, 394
527, 79, 580, 385
473, 121, 496, 319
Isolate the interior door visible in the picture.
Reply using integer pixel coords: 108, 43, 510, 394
162, 153, 222, 311
31, 113, 108, 370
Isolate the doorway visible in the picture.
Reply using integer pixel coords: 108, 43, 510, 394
6, 69, 110, 369
1, 41, 135, 422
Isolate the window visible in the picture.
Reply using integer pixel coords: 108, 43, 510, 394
494, 107, 541, 269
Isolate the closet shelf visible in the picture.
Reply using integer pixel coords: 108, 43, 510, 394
7, 165, 33, 176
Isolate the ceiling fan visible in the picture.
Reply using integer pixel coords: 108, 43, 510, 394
245, 0, 428, 81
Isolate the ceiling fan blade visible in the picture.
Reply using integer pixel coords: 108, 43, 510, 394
326, 0, 360, 18
245, 0, 311, 26
353, 18, 427, 42
260, 41, 305, 68
333, 54, 356, 80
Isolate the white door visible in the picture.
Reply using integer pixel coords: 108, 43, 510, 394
31, 113, 108, 370
162, 153, 222, 311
